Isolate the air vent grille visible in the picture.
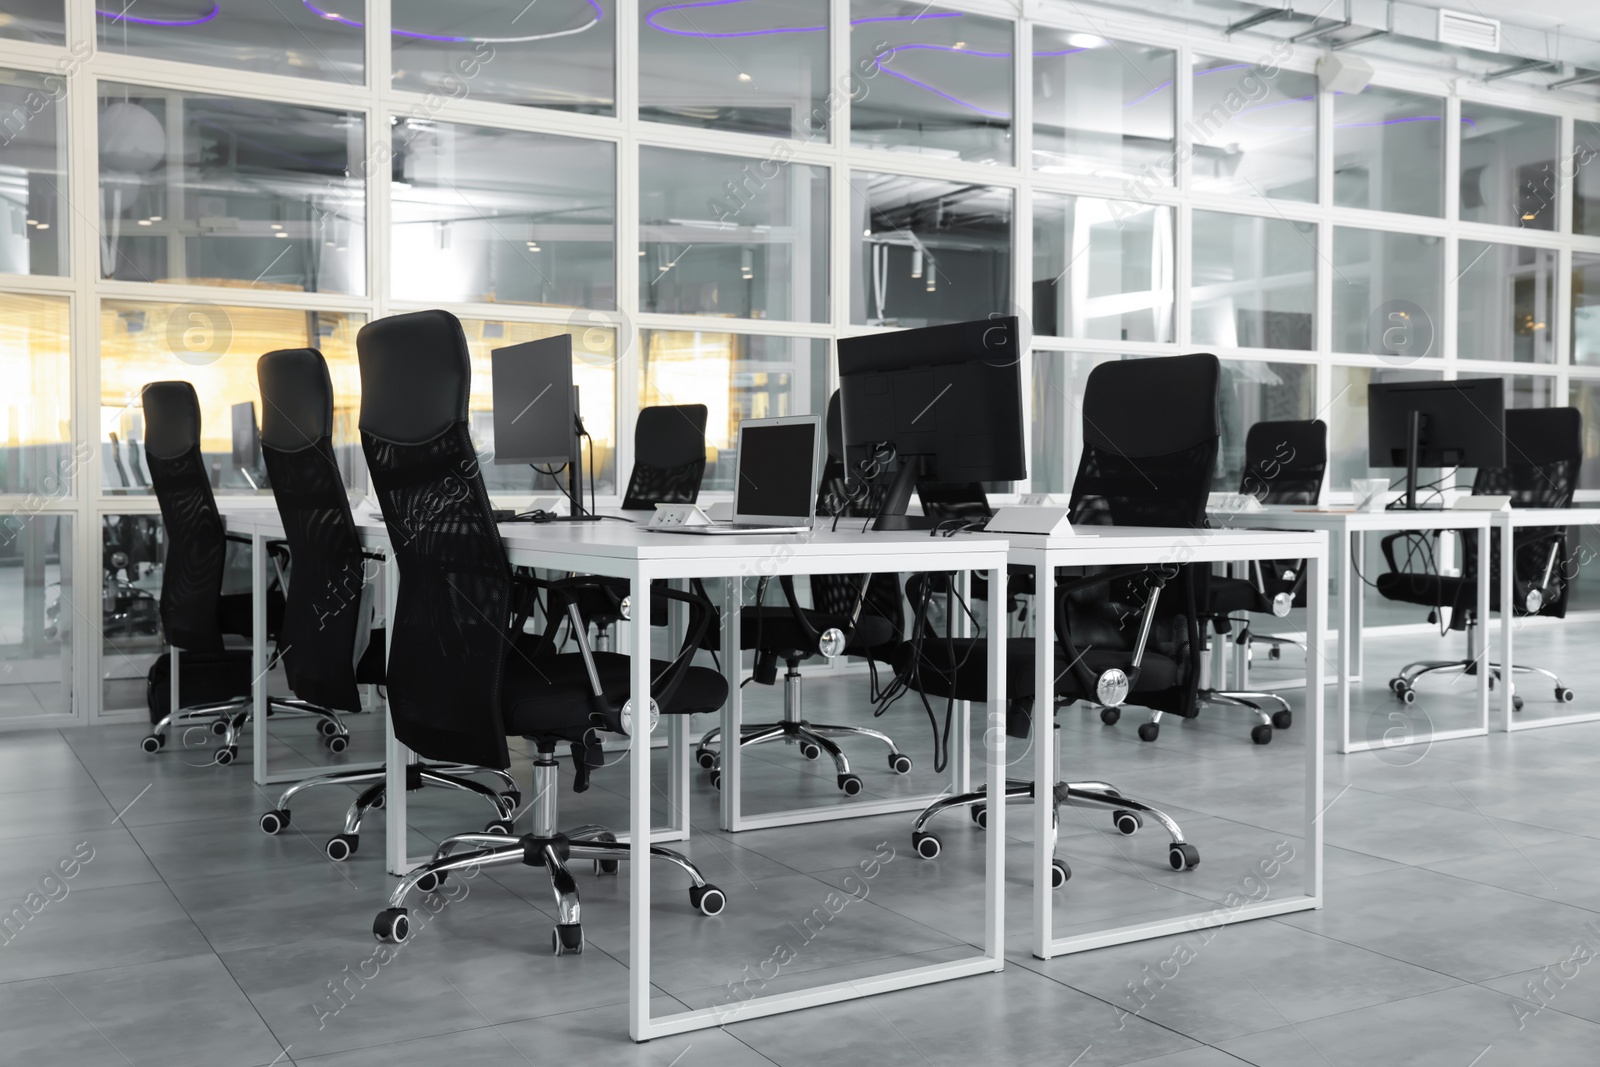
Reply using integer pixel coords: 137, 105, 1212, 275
1438, 9, 1501, 53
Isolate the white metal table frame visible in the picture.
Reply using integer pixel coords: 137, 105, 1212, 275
1497, 508, 1600, 733
1001, 525, 1327, 960
1215, 507, 1492, 755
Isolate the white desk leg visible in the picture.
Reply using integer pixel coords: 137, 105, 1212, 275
1030, 563, 1054, 959
666, 580, 690, 839
719, 577, 742, 831
629, 570, 654, 1041
251, 531, 269, 785
951, 570, 972, 796
1500, 519, 1515, 732
1478, 524, 1491, 733
1338, 530, 1355, 753
985, 565, 1006, 968
1305, 549, 1326, 906
383, 555, 410, 876
1350, 531, 1365, 682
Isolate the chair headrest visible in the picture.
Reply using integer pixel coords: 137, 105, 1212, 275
1244, 419, 1327, 466
257, 348, 333, 451
1504, 407, 1582, 469
635, 404, 707, 467
357, 310, 472, 444
141, 381, 202, 460
1082, 353, 1220, 457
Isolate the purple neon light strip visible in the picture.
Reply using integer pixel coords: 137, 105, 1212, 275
97, 2, 218, 26
302, 0, 604, 42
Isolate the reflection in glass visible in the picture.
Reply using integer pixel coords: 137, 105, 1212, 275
1457, 241, 1554, 363
392, 0, 614, 114
0, 293, 71, 495
98, 85, 365, 294
850, 0, 1013, 165
1331, 228, 1443, 357
391, 122, 615, 308
1216, 360, 1316, 491
98, 302, 366, 495
1190, 55, 1316, 202
1032, 194, 1172, 342
97, 0, 363, 83
641, 0, 827, 138
1333, 86, 1445, 218
0, 515, 71, 719
1459, 102, 1558, 230
641, 146, 827, 323
1032, 31, 1173, 181
1570, 380, 1600, 491
641, 332, 825, 491
0, 68, 66, 275
852, 171, 1011, 327
1573, 252, 1600, 366
100, 512, 167, 714
1030, 349, 1068, 493
461, 318, 617, 498
0, 0, 63, 44
1192, 211, 1315, 351
1327, 366, 1440, 490
1575, 122, 1600, 237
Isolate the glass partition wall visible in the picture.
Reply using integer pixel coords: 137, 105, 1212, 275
2, 0, 1600, 723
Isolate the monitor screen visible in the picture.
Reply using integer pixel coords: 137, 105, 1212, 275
492, 335, 574, 466
736, 421, 816, 519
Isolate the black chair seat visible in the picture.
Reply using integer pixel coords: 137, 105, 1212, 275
1206, 574, 1277, 617
891, 638, 1178, 704
215, 589, 286, 640
701, 608, 893, 656
503, 651, 729, 740
1375, 572, 1477, 613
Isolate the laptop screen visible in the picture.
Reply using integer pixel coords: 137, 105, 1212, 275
736, 421, 816, 520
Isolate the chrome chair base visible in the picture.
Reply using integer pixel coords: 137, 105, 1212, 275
1198, 688, 1293, 745
1389, 619, 1573, 710
142, 696, 349, 765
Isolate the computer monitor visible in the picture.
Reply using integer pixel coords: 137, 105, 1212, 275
491, 335, 595, 518
837, 317, 1026, 530
1368, 379, 1505, 509
231, 402, 268, 490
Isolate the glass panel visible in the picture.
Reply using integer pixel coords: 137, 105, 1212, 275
98, 302, 366, 495
1031, 31, 1173, 181
0, 67, 67, 275
1574, 252, 1600, 367
0, 515, 71, 719
0, 1, 63, 44
852, 171, 1011, 327
392, 0, 614, 115
640, 146, 827, 323
1327, 365, 1441, 491
641, 331, 826, 492
391, 122, 615, 309
1215, 360, 1317, 491
1457, 241, 1555, 363
1572, 380, 1600, 491
1191, 210, 1316, 351
1459, 102, 1558, 230
640, 0, 827, 138
1030, 348, 1068, 494
1032, 193, 1172, 342
0, 293, 72, 495
1190, 55, 1316, 202
97, 0, 363, 83
461, 318, 617, 498
98, 85, 365, 295
100, 512, 166, 715
1333, 86, 1446, 218
1332, 228, 1443, 358
849, 0, 1012, 165
1575, 122, 1600, 237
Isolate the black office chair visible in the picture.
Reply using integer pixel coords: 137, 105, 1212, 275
355, 310, 728, 955
1199, 418, 1327, 744
900, 353, 1219, 878
1381, 407, 1581, 708
621, 403, 708, 509
138, 381, 344, 763
251, 348, 520, 859
694, 392, 911, 795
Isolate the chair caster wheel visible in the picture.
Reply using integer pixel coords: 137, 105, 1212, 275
1400, 687, 1416, 705
215, 745, 238, 765
317, 718, 340, 737
696, 749, 717, 769
888, 753, 913, 774
1557, 687, 1575, 703
800, 742, 822, 761
373, 908, 410, 944
593, 831, 619, 875
1388, 677, 1402, 692
690, 884, 727, 916
552, 924, 584, 955
324, 734, 348, 754
1513, 696, 1525, 712
709, 770, 722, 791
1051, 858, 1071, 889
913, 831, 942, 859
259, 809, 289, 835
326, 834, 358, 861
140, 734, 164, 754
1268, 647, 1282, 660
370, 792, 385, 810
1271, 710, 1292, 730
1251, 724, 1273, 745
838, 774, 864, 796
1100, 707, 1121, 725
484, 819, 514, 835
498, 791, 521, 816
415, 870, 446, 893
1137, 722, 1159, 742
1169, 843, 1200, 871
211, 719, 229, 737
1113, 810, 1142, 835
971, 804, 987, 829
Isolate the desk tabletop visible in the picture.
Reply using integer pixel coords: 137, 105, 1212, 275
1207, 504, 1494, 532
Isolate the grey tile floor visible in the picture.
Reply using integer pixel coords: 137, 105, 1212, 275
7, 621, 1600, 1066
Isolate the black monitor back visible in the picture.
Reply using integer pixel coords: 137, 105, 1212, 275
1368, 379, 1505, 469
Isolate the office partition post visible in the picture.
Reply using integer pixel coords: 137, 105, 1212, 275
628, 569, 654, 1041
984, 565, 1007, 967
1501, 516, 1516, 731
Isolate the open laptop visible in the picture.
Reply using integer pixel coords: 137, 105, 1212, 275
649, 414, 821, 535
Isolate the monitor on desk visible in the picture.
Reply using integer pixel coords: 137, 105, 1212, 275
837, 317, 1026, 530
491, 334, 597, 519
1367, 379, 1504, 510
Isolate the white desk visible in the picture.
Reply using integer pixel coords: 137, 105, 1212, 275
1211, 506, 1492, 755
1496, 508, 1597, 733
992, 525, 1327, 960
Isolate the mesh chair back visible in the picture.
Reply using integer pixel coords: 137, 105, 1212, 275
142, 381, 227, 653
358, 310, 513, 770
621, 404, 707, 509
258, 348, 367, 713
1240, 419, 1327, 505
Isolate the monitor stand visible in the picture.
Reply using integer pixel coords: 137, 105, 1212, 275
536, 402, 605, 522
870, 459, 938, 531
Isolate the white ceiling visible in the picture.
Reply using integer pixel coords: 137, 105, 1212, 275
1402, 0, 1600, 38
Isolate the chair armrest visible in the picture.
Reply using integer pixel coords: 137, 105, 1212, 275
1054, 566, 1172, 699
